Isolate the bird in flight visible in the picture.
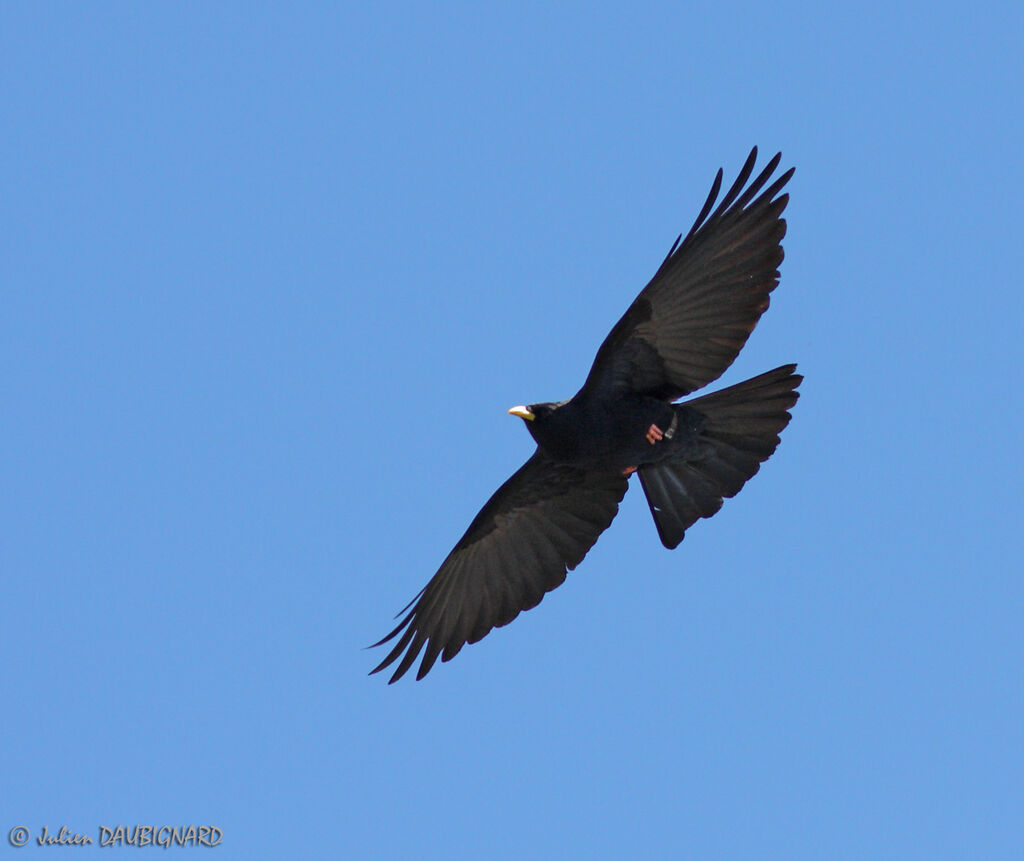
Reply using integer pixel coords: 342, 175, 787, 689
371, 148, 801, 683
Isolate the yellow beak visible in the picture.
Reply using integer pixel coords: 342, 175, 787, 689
507, 405, 535, 421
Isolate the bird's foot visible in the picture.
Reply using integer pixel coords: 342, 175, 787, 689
645, 424, 664, 445
622, 466, 638, 476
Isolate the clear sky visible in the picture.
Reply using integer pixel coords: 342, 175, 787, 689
3, 2, 1022, 858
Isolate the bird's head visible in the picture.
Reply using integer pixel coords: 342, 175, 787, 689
507, 401, 563, 446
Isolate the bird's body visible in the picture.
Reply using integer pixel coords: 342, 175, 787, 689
372, 148, 802, 682
520, 392, 678, 469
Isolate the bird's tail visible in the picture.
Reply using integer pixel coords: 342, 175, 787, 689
638, 364, 801, 549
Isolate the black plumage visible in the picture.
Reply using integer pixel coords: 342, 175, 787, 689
371, 148, 801, 683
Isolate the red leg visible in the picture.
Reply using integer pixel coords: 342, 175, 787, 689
645, 423, 664, 445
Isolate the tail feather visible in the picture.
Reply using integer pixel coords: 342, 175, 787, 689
638, 364, 801, 549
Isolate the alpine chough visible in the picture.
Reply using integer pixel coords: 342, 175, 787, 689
371, 147, 801, 682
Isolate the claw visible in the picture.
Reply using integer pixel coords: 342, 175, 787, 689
645, 423, 664, 445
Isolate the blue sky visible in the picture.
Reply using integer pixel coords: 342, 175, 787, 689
2, 2, 1022, 858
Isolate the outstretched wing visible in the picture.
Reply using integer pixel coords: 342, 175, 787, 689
370, 451, 629, 683
581, 147, 794, 402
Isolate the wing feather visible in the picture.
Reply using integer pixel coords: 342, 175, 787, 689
370, 450, 628, 682
581, 148, 794, 401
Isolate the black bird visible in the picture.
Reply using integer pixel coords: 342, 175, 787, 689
371, 148, 801, 683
